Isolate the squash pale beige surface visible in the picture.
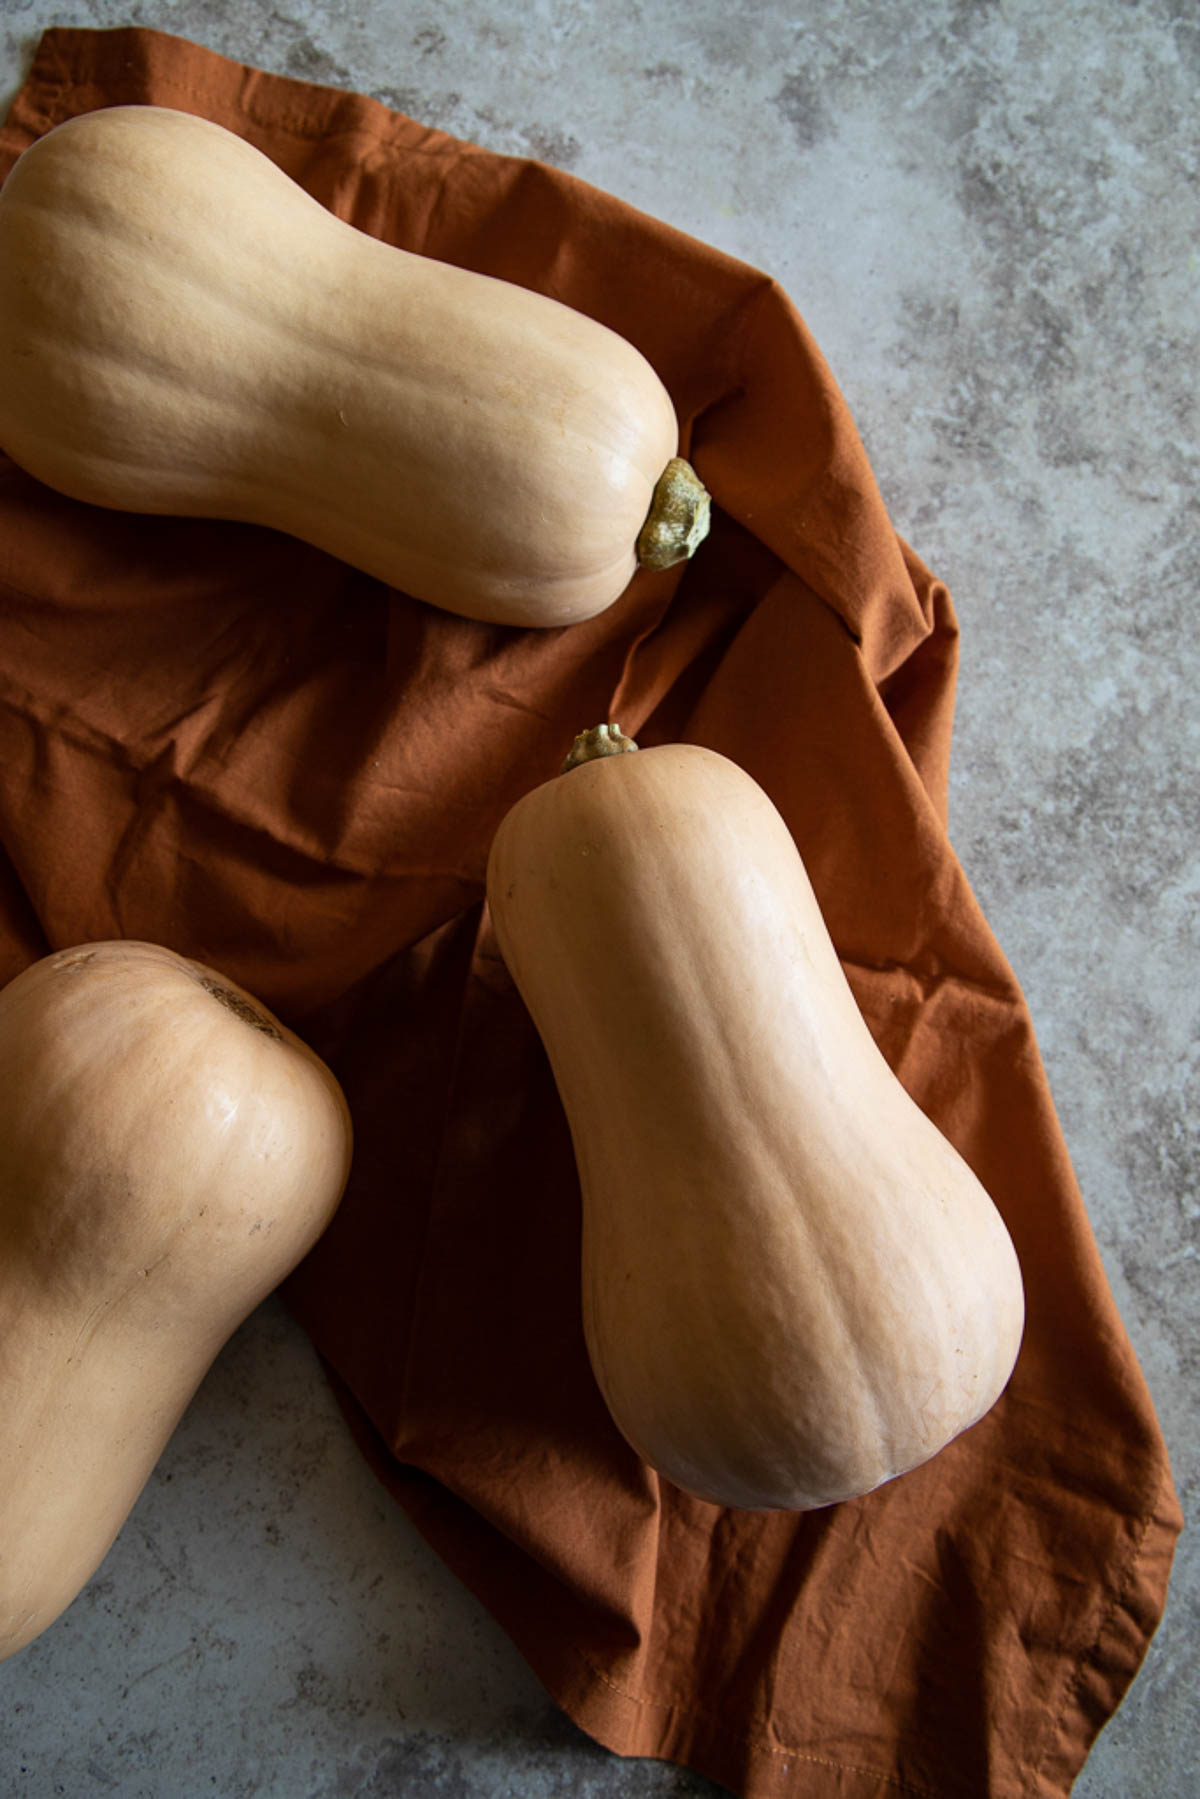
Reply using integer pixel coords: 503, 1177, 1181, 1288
0, 104, 699, 626
0, 941, 352, 1661
487, 736, 1026, 1510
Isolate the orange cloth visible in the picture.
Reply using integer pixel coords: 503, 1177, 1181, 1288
0, 27, 1181, 1797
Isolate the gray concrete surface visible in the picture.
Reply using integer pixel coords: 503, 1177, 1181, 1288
1, 3, 1195, 1795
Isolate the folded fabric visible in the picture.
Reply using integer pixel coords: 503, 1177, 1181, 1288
0, 27, 1181, 1797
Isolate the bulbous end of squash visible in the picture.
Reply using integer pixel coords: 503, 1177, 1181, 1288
636, 457, 711, 570
560, 722, 640, 773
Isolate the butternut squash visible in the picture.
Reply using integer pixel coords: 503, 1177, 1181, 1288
0, 105, 709, 627
0, 941, 352, 1660
486, 726, 1025, 1510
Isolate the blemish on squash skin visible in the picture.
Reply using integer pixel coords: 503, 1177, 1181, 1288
198, 977, 281, 1039
54, 950, 96, 972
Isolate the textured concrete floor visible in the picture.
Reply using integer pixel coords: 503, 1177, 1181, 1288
1, 3, 1196, 1795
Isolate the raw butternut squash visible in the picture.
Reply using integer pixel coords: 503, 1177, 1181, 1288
0, 941, 352, 1660
0, 105, 709, 627
486, 726, 1025, 1510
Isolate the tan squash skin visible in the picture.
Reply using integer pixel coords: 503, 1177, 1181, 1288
486, 731, 1026, 1511
0, 105, 709, 628
0, 941, 353, 1661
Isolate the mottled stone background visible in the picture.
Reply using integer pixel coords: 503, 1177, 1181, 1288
1, 3, 1195, 1795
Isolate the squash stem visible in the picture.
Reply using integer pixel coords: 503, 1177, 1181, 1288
561, 722, 640, 773
636, 458, 711, 570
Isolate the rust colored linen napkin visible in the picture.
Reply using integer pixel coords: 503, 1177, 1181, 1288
0, 27, 1181, 1797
